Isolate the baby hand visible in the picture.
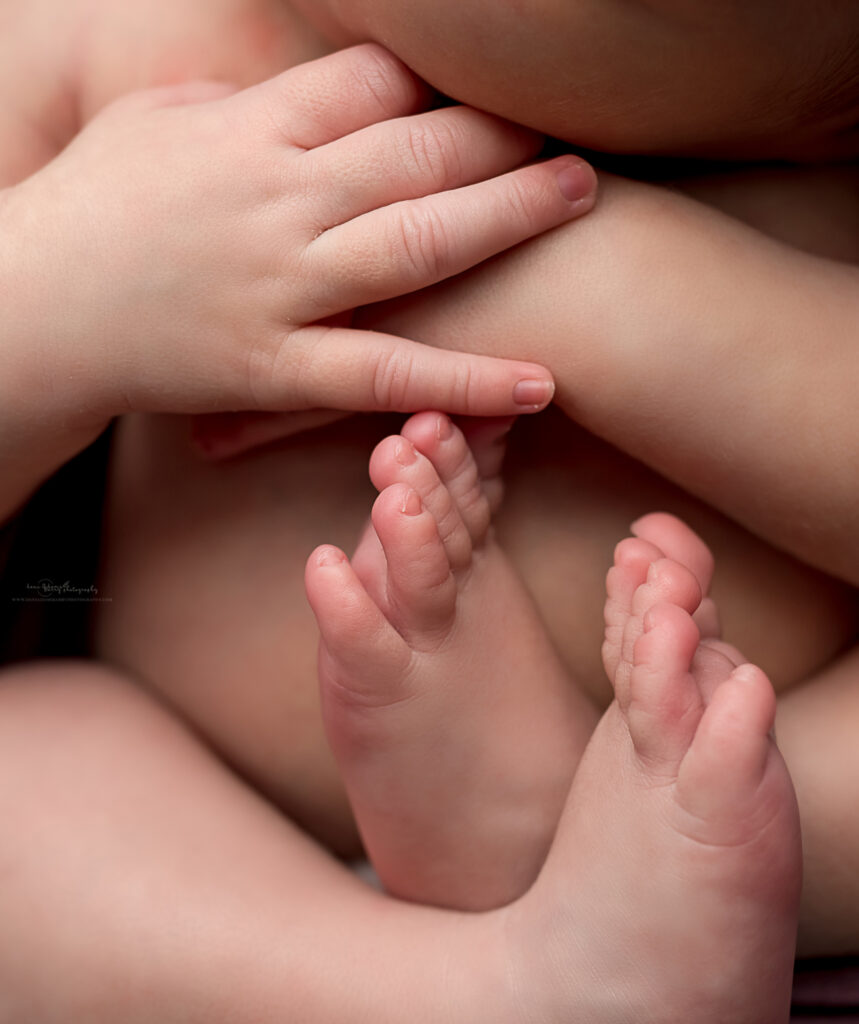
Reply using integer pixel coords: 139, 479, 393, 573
5, 44, 595, 429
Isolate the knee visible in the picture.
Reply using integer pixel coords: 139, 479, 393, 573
0, 657, 130, 694
0, 656, 136, 708
0, 659, 168, 768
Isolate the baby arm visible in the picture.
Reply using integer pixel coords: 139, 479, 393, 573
0, 44, 596, 523
359, 173, 859, 584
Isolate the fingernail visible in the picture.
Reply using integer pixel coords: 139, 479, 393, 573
395, 438, 417, 466
513, 378, 554, 408
401, 489, 422, 516
435, 414, 453, 441
556, 159, 596, 203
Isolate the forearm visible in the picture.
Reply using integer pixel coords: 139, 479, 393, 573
0, 396, 105, 526
0, 192, 107, 523
360, 176, 859, 582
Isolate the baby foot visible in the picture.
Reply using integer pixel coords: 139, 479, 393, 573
602, 511, 722, 686
305, 412, 597, 910
506, 527, 801, 1023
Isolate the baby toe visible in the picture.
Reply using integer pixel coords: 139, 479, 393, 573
603, 536, 665, 685
371, 484, 458, 648
370, 434, 473, 571
402, 413, 493, 547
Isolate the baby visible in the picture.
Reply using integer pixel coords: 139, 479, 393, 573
89, 0, 857, 945
0, 4, 855, 1019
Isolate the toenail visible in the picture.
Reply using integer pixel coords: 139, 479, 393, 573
401, 489, 422, 516
395, 439, 417, 466
734, 663, 760, 685
435, 414, 453, 441
316, 547, 346, 568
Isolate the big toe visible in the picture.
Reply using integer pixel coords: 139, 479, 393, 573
369, 430, 475, 571
677, 662, 783, 844
305, 544, 410, 708
631, 512, 715, 597
371, 483, 459, 648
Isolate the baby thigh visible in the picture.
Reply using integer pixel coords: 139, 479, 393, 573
94, 413, 396, 856
0, 659, 482, 1024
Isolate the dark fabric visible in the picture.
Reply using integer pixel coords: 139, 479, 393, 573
0, 425, 113, 664
792, 958, 859, 1018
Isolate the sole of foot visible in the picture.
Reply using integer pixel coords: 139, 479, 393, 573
305, 412, 598, 909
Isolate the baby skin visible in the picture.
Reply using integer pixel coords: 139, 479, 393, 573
0, 422, 800, 1021
306, 419, 801, 1021
305, 412, 598, 908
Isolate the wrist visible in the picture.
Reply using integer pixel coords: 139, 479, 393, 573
0, 186, 109, 522
0, 184, 110, 435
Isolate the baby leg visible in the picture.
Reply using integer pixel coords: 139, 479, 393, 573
0, 655, 799, 1024
0, 660, 507, 1023
305, 412, 597, 909
505, 526, 802, 1023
